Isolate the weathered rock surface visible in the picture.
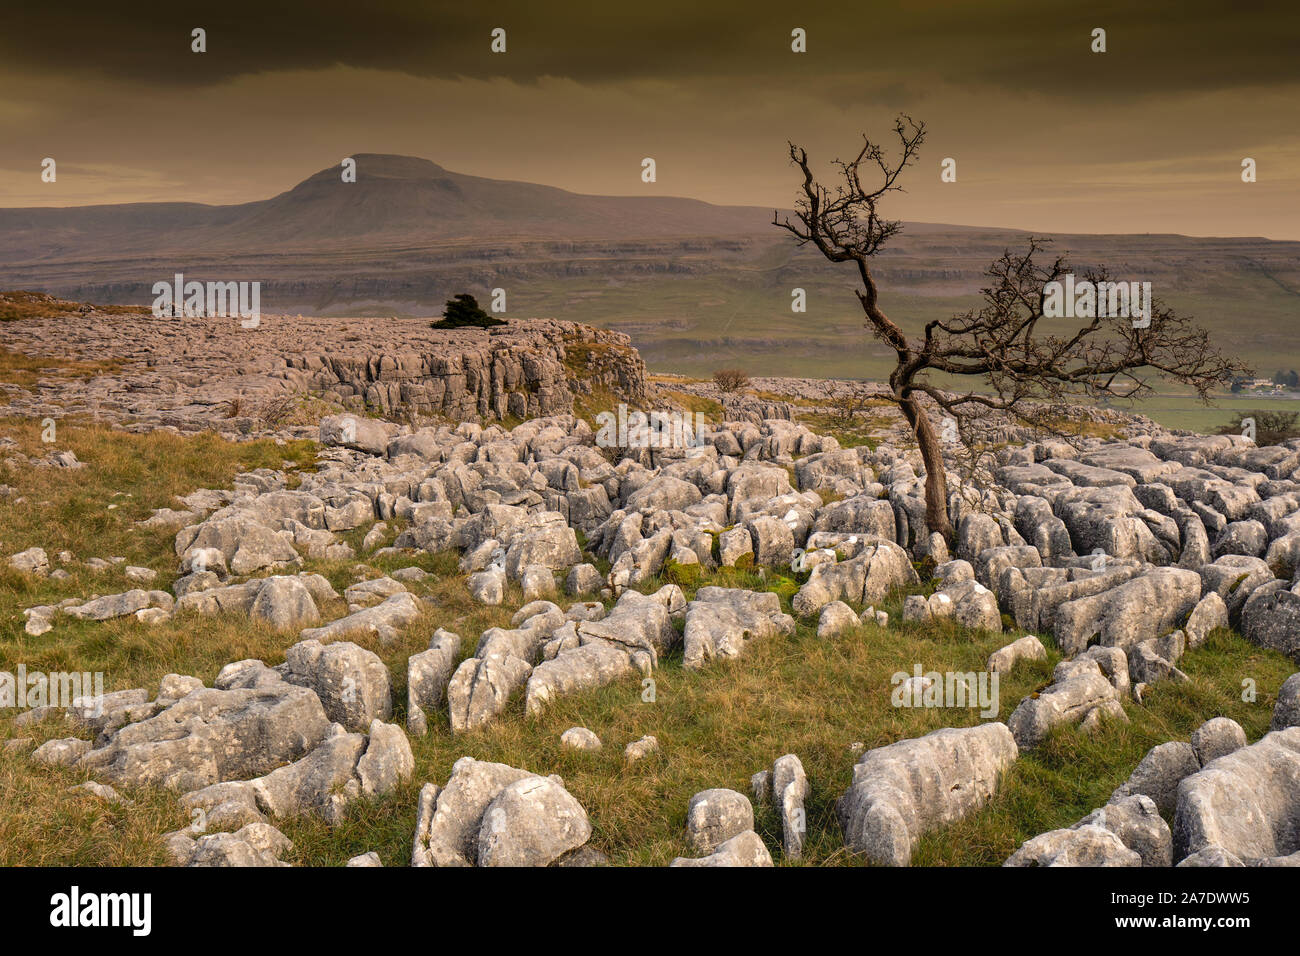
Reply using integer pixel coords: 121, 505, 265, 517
669, 830, 773, 867
406, 628, 461, 736
411, 758, 591, 867
280, 639, 393, 732
1172, 727, 1300, 863
682, 586, 794, 670
1007, 658, 1121, 750
838, 723, 1018, 865
76, 667, 331, 792
685, 788, 755, 854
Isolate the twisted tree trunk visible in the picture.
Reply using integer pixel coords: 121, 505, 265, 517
898, 390, 953, 545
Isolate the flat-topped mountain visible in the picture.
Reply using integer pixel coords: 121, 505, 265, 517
0, 154, 773, 260
2, 154, 1297, 381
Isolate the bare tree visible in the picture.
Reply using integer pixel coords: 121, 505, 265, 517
713, 368, 751, 393
825, 382, 873, 428
774, 116, 1247, 543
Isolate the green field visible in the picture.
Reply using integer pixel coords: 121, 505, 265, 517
499, 249, 1300, 399
1118, 392, 1300, 434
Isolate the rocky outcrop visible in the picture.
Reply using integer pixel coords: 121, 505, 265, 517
303, 322, 646, 421
1172, 727, 1300, 863
75, 664, 331, 792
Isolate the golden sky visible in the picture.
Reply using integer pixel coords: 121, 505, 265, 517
2, 0, 1297, 238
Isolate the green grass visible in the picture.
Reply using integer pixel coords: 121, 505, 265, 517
0, 418, 1294, 866
494, 252, 1299, 387
1114, 391, 1300, 434
494, 247, 1299, 437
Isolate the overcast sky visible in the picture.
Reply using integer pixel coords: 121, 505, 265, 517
2, 0, 1297, 238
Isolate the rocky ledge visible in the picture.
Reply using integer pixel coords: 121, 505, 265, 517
0, 310, 646, 433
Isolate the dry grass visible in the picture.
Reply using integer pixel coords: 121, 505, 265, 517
0, 347, 125, 402
659, 389, 723, 421
0, 290, 149, 323
796, 409, 895, 449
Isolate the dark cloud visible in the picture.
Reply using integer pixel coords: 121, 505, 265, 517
0, 1, 1295, 239
1, 0, 1296, 97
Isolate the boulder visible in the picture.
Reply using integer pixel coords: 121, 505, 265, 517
1190, 717, 1247, 766
477, 776, 592, 867
1053, 568, 1202, 656
1110, 741, 1202, 815
792, 539, 918, 617
467, 567, 506, 605
356, 719, 415, 797
1007, 659, 1119, 750
406, 629, 461, 736
280, 639, 392, 732
1173, 728, 1300, 862
682, 587, 795, 670
320, 414, 395, 455
560, 727, 602, 751
448, 654, 532, 734
566, 563, 603, 595
1183, 592, 1228, 649
625, 735, 659, 763
299, 591, 422, 646
77, 673, 330, 792
817, 601, 858, 639
987, 635, 1047, 674
773, 753, 810, 861
1240, 583, 1300, 662
685, 788, 755, 854
626, 475, 702, 513
838, 723, 1018, 866
176, 822, 294, 867
1004, 825, 1142, 867
8, 547, 49, 575
249, 576, 320, 630
669, 830, 773, 867
412, 758, 589, 867
32, 737, 91, 767
746, 515, 796, 568
65, 589, 172, 622
1073, 794, 1173, 867
1272, 673, 1300, 731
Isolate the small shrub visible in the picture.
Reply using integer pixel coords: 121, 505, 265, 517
1217, 410, 1300, 446
826, 385, 872, 427
431, 293, 505, 329
712, 368, 750, 393
255, 394, 296, 428
663, 559, 701, 588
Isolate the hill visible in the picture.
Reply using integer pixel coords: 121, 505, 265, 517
1, 154, 1298, 385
